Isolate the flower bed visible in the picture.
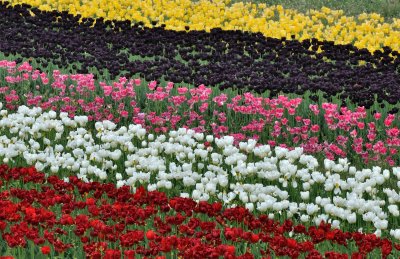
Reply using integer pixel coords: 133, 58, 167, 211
1, 0, 400, 257
2, 0, 399, 53
0, 106, 400, 238
1, 60, 399, 167
0, 3, 399, 108
0, 164, 399, 258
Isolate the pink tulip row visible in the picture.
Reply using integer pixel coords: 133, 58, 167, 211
0, 60, 399, 166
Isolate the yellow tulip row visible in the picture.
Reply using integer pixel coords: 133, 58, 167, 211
5, 0, 400, 53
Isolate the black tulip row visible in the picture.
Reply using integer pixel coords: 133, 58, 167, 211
1, 2, 400, 109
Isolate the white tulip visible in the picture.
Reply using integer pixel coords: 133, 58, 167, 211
244, 203, 254, 211
116, 180, 125, 188
300, 191, 310, 200
331, 220, 340, 229
347, 213, 357, 224
147, 184, 157, 192
164, 181, 172, 189
179, 193, 189, 198
300, 214, 310, 222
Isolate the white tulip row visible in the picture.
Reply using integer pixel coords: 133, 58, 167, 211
1, 104, 400, 238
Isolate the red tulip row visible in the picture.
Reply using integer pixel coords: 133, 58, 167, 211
0, 164, 398, 258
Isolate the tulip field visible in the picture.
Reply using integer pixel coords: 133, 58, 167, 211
0, 0, 400, 258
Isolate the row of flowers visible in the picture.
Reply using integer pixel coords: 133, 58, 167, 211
1, 105, 400, 237
1, 3, 400, 108
0, 164, 399, 258
2, 0, 400, 54
1, 60, 399, 166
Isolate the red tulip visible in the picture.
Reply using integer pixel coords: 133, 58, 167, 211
225, 245, 235, 254
104, 249, 121, 259
124, 250, 135, 259
146, 230, 156, 240
41, 246, 51, 255
250, 234, 259, 243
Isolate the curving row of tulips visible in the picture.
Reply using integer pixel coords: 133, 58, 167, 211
1, 2, 399, 108
1, 60, 399, 167
0, 105, 400, 239
2, 0, 400, 53
0, 164, 399, 258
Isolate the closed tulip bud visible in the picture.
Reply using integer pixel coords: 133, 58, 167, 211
164, 181, 172, 189
146, 230, 156, 240
300, 191, 309, 200
347, 213, 357, 224
383, 169, 390, 179
331, 220, 340, 229
116, 180, 125, 188
180, 193, 190, 198
50, 165, 59, 173
300, 214, 309, 222
199, 193, 210, 201
192, 190, 201, 200
245, 203, 254, 212
302, 182, 311, 190
147, 184, 157, 192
